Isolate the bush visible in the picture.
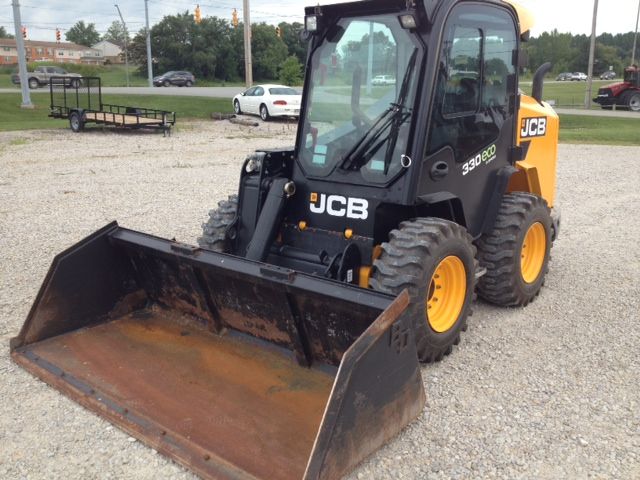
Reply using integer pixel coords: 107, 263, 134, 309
278, 56, 302, 86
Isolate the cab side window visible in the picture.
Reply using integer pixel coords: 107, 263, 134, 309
428, 6, 517, 160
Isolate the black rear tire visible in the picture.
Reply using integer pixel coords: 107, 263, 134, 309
28, 78, 39, 89
476, 192, 553, 306
370, 218, 477, 363
198, 195, 238, 252
622, 90, 640, 112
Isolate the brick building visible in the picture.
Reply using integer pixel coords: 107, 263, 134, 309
0, 39, 103, 66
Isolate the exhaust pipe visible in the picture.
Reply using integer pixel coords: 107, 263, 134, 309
532, 62, 553, 104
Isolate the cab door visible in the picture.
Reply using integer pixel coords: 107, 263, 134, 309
419, 3, 519, 238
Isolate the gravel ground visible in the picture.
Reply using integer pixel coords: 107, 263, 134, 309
1, 121, 638, 480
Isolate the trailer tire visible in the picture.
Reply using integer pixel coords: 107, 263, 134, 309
198, 195, 238, 252
69, 112, 85, 133
370, 218, 477, 363
28, 78, 39, 89
476, 192, 552, 307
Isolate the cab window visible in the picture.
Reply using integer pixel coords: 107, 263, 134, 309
428, 5, 517, 159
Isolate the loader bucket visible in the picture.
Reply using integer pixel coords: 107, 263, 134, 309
11, 222, 425, 480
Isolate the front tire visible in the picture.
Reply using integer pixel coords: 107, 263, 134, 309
260, 104, 270, 121
163, 80, 171, 87
476, 193, 552, 306
198, 195, 238, 252
370, 218, 477, 363
185, 80, 193, 87
233, 100, 242, 114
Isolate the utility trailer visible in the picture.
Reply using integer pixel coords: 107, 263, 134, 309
49, 76, 176, 134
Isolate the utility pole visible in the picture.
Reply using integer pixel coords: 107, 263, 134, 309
242, 0, 253, 88
585, 0, 598, 109
144, 0, 153, 87
632, 0, 640, 65
115, 4, 130, 88
11, 0, 32, 108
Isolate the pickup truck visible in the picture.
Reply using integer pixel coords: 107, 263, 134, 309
11, 66, 82, 89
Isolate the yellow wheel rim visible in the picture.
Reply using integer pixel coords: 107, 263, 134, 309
426, 256, 467, 333
521, 222, 546, 284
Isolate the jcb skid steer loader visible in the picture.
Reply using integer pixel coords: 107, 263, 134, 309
12, 0, 560, 479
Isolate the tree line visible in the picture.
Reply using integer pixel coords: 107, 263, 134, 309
127, 13, 306, 83
5, 15, 637, 82
525, 30, 638, 75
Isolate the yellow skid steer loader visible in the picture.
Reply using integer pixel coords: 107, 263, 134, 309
12, 0, 559, 478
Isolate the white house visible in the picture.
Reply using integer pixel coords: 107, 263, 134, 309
91, 40, 123, 64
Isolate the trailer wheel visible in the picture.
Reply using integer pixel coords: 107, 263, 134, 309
198, 195, 238, 252
370, 218, 477, 363
476, 193, 552, 307
622, 91, 640, 112
69, 112, 85, 133
28, 78, 39, 89
260, 104, 270, 121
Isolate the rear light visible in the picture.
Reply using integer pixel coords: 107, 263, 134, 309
273, 100, 287, 106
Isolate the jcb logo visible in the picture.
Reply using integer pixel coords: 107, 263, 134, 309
521, 117, 547, 138
310, 192, 368, 220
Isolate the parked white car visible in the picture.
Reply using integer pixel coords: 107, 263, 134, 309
570, 72, 588, 81
232, 84, 301, 121
372, 75, 396, 86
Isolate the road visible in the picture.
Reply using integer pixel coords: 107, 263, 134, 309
2, 86, 639, 118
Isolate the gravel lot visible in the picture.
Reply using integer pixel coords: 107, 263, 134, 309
1, 121, 638, 480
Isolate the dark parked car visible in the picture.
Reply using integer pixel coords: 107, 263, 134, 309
556, 72, 572, 81
153, 71, 195, 87
599, 71, 616, 80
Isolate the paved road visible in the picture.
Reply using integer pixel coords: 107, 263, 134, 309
553, 107, 640, 118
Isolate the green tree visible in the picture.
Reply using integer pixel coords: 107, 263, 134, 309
0, 26, 14, 39
279, 56, 302, 85
102, 21, 130, 48
65, 21, 101, 46
251, 23, 288, 80
278, 22, 307, 65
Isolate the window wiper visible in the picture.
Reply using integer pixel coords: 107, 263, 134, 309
381, 48, 419, 174
340, 48, 418, 172
340, 105, 403, 171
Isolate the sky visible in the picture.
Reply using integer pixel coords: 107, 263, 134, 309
2, 0, 639, 42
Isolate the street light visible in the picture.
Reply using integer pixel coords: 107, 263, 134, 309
115, 4, 130, 88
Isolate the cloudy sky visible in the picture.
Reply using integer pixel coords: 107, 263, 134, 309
2, 0, 639, 42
